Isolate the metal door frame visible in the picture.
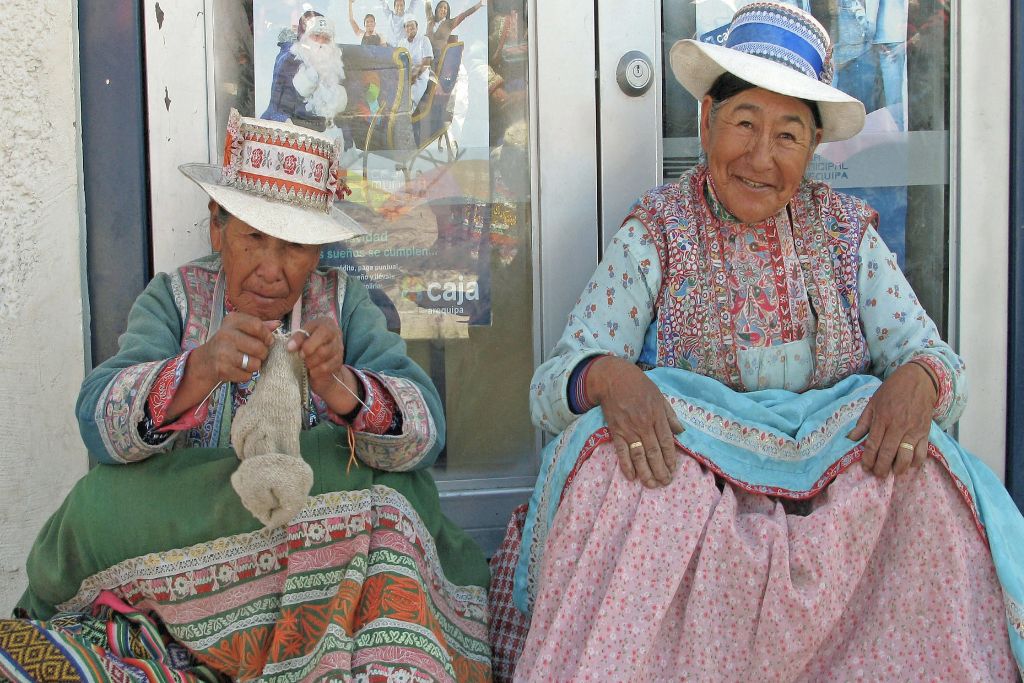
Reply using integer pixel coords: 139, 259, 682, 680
954, 0, 1012, 477
1006, 0, 1024, 505
79, 0, 152, 367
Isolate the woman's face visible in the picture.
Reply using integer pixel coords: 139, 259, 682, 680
437, 2, 449, 19
209, 202, 320, 321
700, 88, 821, 224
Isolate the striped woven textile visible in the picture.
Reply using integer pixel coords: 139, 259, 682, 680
8, 435, 492, 683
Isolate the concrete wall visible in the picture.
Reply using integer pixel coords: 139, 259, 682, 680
0, 0, 88, 609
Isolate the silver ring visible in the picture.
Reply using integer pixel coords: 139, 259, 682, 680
241, 352, 250, 371
293, 329, 311, 338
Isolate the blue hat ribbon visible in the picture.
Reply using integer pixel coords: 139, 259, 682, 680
724, 3, 831, 84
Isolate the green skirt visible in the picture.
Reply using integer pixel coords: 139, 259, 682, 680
9, 424, 492, 683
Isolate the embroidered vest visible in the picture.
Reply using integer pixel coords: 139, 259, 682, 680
627, 165, 873, 391
169, 255, 346, 447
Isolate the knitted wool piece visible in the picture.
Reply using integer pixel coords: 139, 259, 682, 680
230, 330, 314, 528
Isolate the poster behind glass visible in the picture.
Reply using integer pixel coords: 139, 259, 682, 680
215, 0, 536, 479
666, 0, 950, 330
249, 0, 512, 339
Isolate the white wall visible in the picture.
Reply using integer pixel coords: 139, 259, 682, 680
0, 0, 88, 609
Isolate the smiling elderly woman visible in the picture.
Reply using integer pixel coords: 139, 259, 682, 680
3, 112, 491, 683
491, 3, 1024, 681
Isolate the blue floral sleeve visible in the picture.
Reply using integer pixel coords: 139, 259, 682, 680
857, 226, 967, 428
529, 218, 663, 434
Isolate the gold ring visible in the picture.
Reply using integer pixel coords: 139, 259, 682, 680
628, 441, 643, 451
898, 442, 915, 451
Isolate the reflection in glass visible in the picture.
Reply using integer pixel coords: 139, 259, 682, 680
212, 0, 536, 482
662, 0, 949, 332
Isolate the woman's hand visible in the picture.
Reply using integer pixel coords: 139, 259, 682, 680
587, 355, 685, 488
288, 317, 361, 416
164, 313, 278, 422
847, 361, 938, 478
195, 312, 278, 385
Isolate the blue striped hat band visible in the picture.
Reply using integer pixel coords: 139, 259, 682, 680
724, 3, 833, 85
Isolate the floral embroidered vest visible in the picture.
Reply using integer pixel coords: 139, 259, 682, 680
627, 165, 874, 392
169, 254, 344, 448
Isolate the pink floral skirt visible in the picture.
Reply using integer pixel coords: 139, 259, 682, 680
515, 444, 1017, 682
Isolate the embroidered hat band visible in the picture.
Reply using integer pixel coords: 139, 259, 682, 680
179, 109, 364, 245
221, 110, 343, 214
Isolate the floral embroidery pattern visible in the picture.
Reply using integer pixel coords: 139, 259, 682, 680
520, 418, 585, 615
522, 417, 993, 628
326, 368, 398, 435
112, 261, 432, 459
355, 375, 437, 471
912, 352, 956, 424
517, 436, 1013, 681
665, 389, 873, 462
96, 360, 179, 463
628, 166, 870, 391
531, 168, 968, 437
281, 154, 298, 175
174, 261, 220, 351
147, 350, 193, 429
1004, 590, 1024, 642
856, 231, 968, 429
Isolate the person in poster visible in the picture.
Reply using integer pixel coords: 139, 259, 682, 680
400, 17, 433, 108
425, 0, 485, 59
833, 0, 881, 110
874, 0, 908, 131
261, 13, 348, 134
348, 0, 386, 45
379, 0, 421, 46
831, 0, 908, 131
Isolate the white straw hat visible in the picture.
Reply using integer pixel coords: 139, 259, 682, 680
668, 2, 866, 143
180, 110, 365, 245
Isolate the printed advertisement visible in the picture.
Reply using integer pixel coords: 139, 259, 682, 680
695, 0, 912, 264
253, 0, 496, 336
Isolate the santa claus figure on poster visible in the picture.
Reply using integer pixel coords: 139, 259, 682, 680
262, 12, 348, 135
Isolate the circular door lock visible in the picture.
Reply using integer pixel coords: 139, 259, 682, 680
616, 50, 654, 97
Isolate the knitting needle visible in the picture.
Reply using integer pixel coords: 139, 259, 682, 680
290, 328, 371, 414
332, 372, 371, 412
194, 381, 224, 416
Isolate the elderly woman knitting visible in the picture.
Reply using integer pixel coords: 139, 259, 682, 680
3, 112, 491, 683
498, 4, 1024, 681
